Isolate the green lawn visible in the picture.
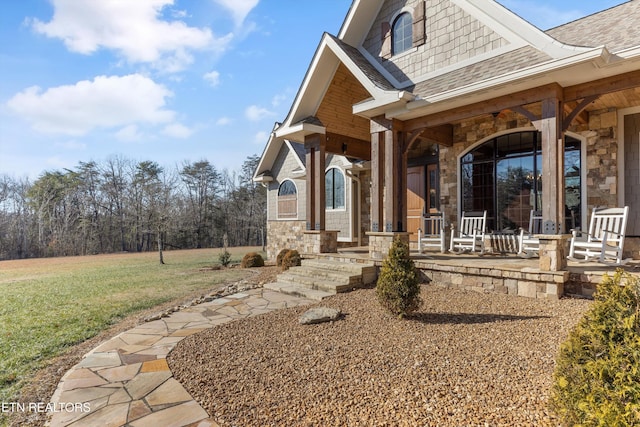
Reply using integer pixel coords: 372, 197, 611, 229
0, 247, 261, 403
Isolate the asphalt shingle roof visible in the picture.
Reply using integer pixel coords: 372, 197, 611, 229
546, 1, 640, 52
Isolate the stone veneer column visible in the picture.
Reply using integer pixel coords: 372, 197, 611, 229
367, 232, 410, 260
538, 234, 569, 271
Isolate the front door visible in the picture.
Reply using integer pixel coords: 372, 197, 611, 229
407, 166, 425, 241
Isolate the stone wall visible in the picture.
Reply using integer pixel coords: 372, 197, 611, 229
265, 220, 306, 261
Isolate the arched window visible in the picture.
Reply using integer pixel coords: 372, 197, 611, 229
392, 12, 412, 55
277, 180, 297, 219
460, 131, 581, 231
325, 168, 345, 210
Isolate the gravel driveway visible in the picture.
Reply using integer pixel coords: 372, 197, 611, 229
168, 285, 591, 426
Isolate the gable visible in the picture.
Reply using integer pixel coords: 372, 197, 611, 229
316, 63, 371, 141
363, 0, 509, 85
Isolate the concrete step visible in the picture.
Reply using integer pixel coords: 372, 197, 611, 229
263, 282, 334, 301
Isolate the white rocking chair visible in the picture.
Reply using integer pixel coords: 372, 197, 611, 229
417, 213, 446, 254
518, 210, 543, 258
449, 211, 487, 254
568, 206, 630, 265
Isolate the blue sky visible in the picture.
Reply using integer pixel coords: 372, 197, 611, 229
0, 0, 627, 180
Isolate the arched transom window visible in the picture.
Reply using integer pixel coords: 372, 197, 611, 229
277, 180, 297, 219
460, 131, 581, 231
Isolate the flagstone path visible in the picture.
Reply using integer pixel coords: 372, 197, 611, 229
47, 288, 314, 427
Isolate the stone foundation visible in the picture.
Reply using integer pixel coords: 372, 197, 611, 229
266, 220, 306, 260
414, 259, 567, 299
367, 232, 410, 260
303, 230, 339, 254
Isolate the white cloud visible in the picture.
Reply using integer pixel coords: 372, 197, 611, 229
30, 0, 232, 72
213, 0, 259, 26
163, 123, 193, 139
216, 117, 231, 125
203, 70, 221, 87
253, 130, 268, 144
115, 124, 144, 142
7, 74, 175, 136
271, 92, 287, 107
245, 104, 275, 122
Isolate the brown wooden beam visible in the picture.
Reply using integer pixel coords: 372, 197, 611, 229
562, 95, 599, 131
325, 132, 371, 160
564, 69, 640, 102
370, 131, 384, 232
405, 83, 563, 132
408, 124, 453, 147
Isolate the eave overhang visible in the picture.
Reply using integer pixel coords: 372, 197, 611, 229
384, 46, 640, 121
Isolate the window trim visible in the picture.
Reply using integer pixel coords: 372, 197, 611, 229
325, 166, 346, 211
391, 11, 413, 56
456, 128, 585, 232
276, 179, 298, 220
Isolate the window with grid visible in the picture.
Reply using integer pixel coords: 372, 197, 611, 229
325, 168, 345, 210
460, 132, 581, 231
392, 12, 412, 55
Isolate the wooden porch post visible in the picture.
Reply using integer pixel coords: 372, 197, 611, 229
304, 134, 326, 231
534, 97, 565, 234
384, 120, 407, 232
370, 127, 384, 232
533, 97, 569, 271
368, 117, 410, 259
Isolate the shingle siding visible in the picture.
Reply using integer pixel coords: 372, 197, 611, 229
363, 0, 509, 84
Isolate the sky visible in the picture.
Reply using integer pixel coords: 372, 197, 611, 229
0, 0, 628, 180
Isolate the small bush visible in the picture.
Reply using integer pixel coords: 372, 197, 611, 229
375, 237, 421, 318
218, 249, 231, 267
281, 249, 301, 271
240, 252, 264, 268
276, 249, 291, 267
551, 269, 640, 426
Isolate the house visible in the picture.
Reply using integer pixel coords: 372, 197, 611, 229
254, 0, 640, 271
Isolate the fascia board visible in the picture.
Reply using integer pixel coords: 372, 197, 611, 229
275, 122, 326, 142
352, 91, 415, 117
338, 0, 385, 46
279, 34, 339, 131
253, 131, 281, 180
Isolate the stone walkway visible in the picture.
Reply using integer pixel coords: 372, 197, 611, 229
47, 288, 314, 427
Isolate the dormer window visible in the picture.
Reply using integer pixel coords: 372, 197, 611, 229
392, 12, 412, 55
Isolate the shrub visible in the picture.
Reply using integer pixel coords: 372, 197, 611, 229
276, 249, 291, 267
218, 249, 231, 267
375, 237, 421, 318
281, 249, 301, 271
551, 269, 640, 426
240, 252, 265, 268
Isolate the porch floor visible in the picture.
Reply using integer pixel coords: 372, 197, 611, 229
309, 246, 640, 298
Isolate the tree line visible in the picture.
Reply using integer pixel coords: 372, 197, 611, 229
0, 155, 266, 260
